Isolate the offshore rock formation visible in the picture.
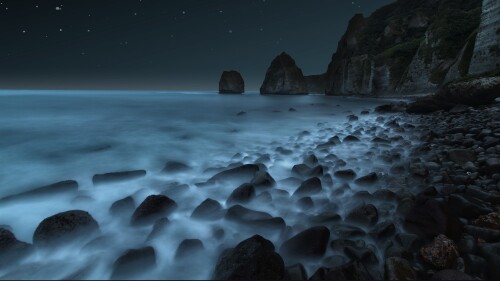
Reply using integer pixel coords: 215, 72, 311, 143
219, 71, 245, 94
260, 52, 309, 95
318, 0, 499, 96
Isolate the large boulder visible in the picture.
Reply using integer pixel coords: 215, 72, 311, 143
212, 235, 285, 280
219, 71, 245, 94
111, 246, 156, 279
33, 210, 100, 247
260, 52, 309, 95
280, 226, 330, 259
420, 234, 459, 269
435, 77, 500, 106
191, 198, 224, 221
131, 195, 177, 226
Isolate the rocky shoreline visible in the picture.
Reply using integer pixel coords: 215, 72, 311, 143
0, 100, 499, 280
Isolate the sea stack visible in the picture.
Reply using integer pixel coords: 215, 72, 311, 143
260, 52, 309, 95
219, 71, 245, 94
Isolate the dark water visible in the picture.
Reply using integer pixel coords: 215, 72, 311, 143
0, 90, 403, 279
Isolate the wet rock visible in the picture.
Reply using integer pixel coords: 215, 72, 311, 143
420, 234, 459, 270
346, 204, 378, 227
430, 270, 473, 280
219, 70, 244, 94
448, 194, 492, 219
384, 257, 417, 280
109, 196, 135, 216
347, 115, 359, 122
280, 226, 330, 259
250, 171, 276, 188
473, 211, 500, 230
292, 164, 313, 177
333, 169, 356, 180
175, 239, 205, 260
304, 154, 319, 166
478, 243, 500, 280
285, 263, 308, 280
161, 161, 191, 173
369, 221, 396, 240
396, 233, 423, 252
293, 177, 322, 197
227, 183, 256, 205
354, 172, 378, 186
485, 158, 500, 174
146, 218, 170, 241
332, 224, 366, 238
212, 235, 285, 280
0, 228, 32, 266
343, 135, 360, 142
92, 170, 146, 185
225, 205, 285, 233
131, 195, 177, 226
404, 198, 462, 240
373, 189, 397, 202
309, 261, 373, 280
33, 210, 99, 247
464, 225, 500, 242
447, 150, 476, 165
208, 164, 261, 183
297, 197, 314, 211
463, 254, 487, 279
344, 245, 378, 265
191, 199, 224, 221
111, 247, 156, 280
0, 180, 79, 203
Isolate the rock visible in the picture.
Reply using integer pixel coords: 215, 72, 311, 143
354, 172, 378, 186
344, 246, 378, 264
485, 158, 500, 174
237, 111, 246, 116
219, 70, 245, 94
285, 263, 308, 280
420, 234, 459, 270
0, 180, 78, 203
145, 218, 170, 241
430, 270, 473, 280
334, 169, 356, 180
384, 257, 417, 280
208, 164, 261, 183
227, 183, 256, 205
174, 239, 205, 260
309, 261, 373, 280
297, 197, 314, 211
478, 243, 500, 280
292, 164, 312, 177
191, 199, 224, 221
464, 225, 500, 242
404, 198, 462, 240
435, 77, 500, 106
447, 149, 476, 164
343, 135, 360, 142
92, 170, 146, 185
131, 195, 177, 226
473, 211, 500, 230
260, 52, 308, 95
33, 210, 100, 247
212, 235, 285, 280
280, 226, 330, 259
304, 154, 319, 166
332, 224, 366, 238
346, 204, 379, 227
109, 196, 135, 216
111, 247, 156, 280
369, 221, 396, 240
406, 98, 453, 114
0, 228, 32, 266
161, 161, 191, 173
375, 103, 407, 113
250, 171, 276, 188
293, 177, 322, 197
225, 205, 285, 233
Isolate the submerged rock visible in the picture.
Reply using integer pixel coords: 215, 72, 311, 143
212, 235, 285, 280
260, 52, 309, 95
219, 71, 245, 94
175, 239, 205, 260
109, 196, 135, 216
131, 195, 177, 226
161, 161, 191, 173
111, 247, 156, 280
33, 210, 100, 247
92, 170, 146, 185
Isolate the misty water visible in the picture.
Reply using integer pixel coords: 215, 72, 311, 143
0, 90, 413, 279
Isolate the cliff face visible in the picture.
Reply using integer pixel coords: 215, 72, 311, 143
323, 0, 493, 96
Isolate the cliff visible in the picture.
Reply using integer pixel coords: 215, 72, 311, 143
321, 0, 499, 96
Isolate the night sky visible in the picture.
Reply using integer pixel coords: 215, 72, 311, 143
0, 0, 394, 91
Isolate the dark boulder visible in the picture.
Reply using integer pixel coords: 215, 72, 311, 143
161, 161, 191, 173
384, 257, 417, 280
343, 135, 360, 142
146, 218, 170, 242
174, 239, 205, 260
334, 169, 357, 180
219, 70, 245, 94
208, 164, 261, 183
212, 235, 285, 280
420, 234, 459, 269
225, 205, 286, 233
92, 170, 146, 185
227, 183, 256, 205
309, 261, 373, 280
0, 180, 78, 203
478, 242, 500, 280
260, 52, 309, 95
0, 228, 32, 266
354, 172, 378, 186
285, 263, 308, 280
111, 247, 156, 280
250, 171, 276, 188
430, 270, 473, 280
280, 226, 330, 259
109, 196, 135, 216
191, 199, 224, 221
345, 204, 379, 227
293, 177, 322, 197
131, 195, 177, 226
33, 210, 100, 247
